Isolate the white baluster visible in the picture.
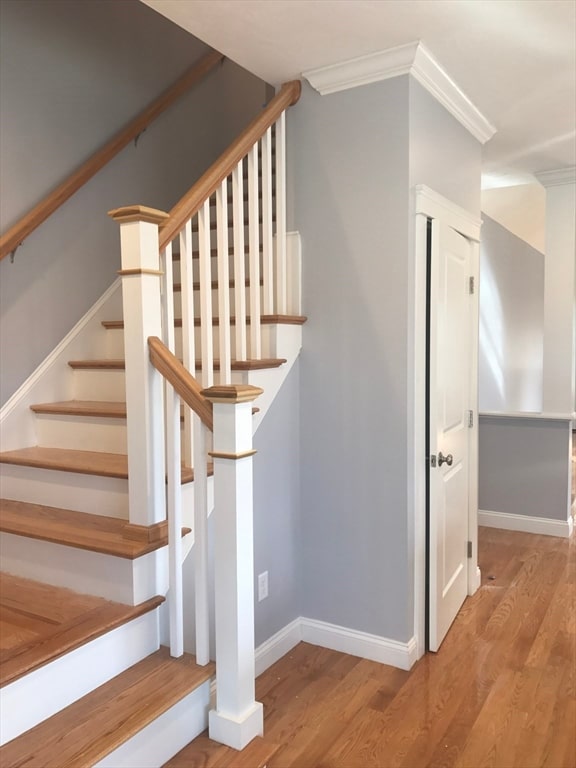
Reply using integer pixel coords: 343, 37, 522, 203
217, 179, 231, 384
166, 381, 183, 658
232, 162, 247, 361
199, 199, 214, 387
180, 220, 195, 466
261, 127, 274, 315
193, 416, 210, 666
203, 384, 264, 750
248, 145, 261, 358
161, 239, 184, 657
275, 113, 287, 314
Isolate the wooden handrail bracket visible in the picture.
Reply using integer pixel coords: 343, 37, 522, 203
148, 336, 213, 431
0, 50, 224, 261
159, 80, 302, 250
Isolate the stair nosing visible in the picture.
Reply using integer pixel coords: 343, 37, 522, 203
0, 499, 189, 559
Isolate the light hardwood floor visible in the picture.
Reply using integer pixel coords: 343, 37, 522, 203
166, 526, 575, 768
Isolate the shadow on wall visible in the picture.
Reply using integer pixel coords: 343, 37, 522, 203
479, 214, 544, 412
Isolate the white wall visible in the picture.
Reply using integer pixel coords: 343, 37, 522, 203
481, 184, 546, 254
479, 215, 545, 412
0, 0, 268, 405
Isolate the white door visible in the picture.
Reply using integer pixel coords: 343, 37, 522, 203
429, 219, 473, 651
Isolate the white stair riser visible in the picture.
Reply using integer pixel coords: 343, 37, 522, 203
0, 534, 170, 603
0, 463, 129, 517
172, 251, 257, 283
173, 285, 264, 319
36, 414, 128, 453
1, 532, 128, 601
0, 609, 160, 745
93, 680, 211, 768
106, 324, 275, 360
73, 368, 126, 400
73, 367, 250, 403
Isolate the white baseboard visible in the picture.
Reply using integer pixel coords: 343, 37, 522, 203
301, 618, 417, 671
479, 509, 573, 538
254, 617, 418, 674
255, 618, 302, 677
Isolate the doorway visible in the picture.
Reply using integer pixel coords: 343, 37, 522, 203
412, 186, 482, 658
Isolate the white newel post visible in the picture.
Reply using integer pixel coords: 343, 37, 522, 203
108, 205, 169, 526
202, 384, 264, 750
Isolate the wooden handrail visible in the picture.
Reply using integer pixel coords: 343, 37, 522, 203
159, 79, 301, 250
148, 336, 213, 432
0, 50, 224, 261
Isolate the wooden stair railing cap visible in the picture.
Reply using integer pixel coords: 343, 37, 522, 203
201, 384, 264, 404
0, 49, 223, 261
148, 336, 213, 431
159, 79, 302, 251
108, 205, 169, 225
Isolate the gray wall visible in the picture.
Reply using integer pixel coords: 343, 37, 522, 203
0, 0, 268, 404
409, 79, 481, 216
291, 75, 481, 643
253, 361, 301, 646
479, 215, 544, 412
479, 417, 571, 521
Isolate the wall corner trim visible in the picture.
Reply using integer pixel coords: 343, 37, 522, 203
478, 509, 573, 539
303, 41, 496, 144
535, 166, 576, 187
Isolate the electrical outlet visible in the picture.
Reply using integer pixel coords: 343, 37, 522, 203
258, 571, 269, 601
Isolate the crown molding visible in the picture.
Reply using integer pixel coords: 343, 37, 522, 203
303, 41, 496, 145
535, 167, 576, 187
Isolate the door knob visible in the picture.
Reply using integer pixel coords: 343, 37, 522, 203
438, 452, 453, 467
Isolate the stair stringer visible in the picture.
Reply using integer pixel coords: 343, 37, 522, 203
0, 279, 122, 452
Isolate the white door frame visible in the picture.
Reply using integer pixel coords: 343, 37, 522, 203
410, 185, 482, 659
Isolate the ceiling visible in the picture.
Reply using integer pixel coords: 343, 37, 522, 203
142, 0, 575, 187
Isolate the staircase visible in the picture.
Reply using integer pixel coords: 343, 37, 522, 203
0, 81, 302, 765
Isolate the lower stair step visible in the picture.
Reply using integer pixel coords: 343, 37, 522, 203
0, 647, 214, 767
164, 734, 280, 768
0, 447, 198, 483
0, 573, 163, 687
0, 499, 189, 558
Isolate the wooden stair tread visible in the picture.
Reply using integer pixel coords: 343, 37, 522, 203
0, 499, 189, 559
68, 358, 287, 371
0, 447, 201, 482
30, 400, 126, 418
102, 314, 308, 330
0, 647, 214, 766
0, 573, 164, 687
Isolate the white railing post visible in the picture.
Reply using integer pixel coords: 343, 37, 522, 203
109, 205, 168, 526
202, 383, 264, 751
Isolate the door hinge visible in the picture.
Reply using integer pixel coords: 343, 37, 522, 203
467, 541, 473, 559
468, 409, 474, 428
468, 276, 475, 295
